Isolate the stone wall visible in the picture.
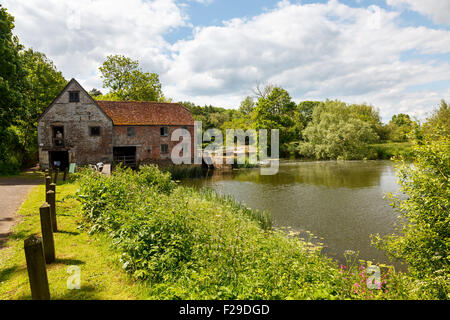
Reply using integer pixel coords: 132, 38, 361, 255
112, 125, 195, 164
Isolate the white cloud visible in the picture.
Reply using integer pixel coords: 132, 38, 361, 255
386, 0, 450, 25
2, 0, 450, 121
187, 0, 214, 4
2, 0, 188, 88
164, 1, 450, 120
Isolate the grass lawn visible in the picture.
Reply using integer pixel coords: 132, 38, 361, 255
0, 179, 150, 300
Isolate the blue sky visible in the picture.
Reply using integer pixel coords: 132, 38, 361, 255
2, 0, 450, 121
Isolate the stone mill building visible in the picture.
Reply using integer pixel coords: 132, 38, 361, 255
37, 78, 194, 169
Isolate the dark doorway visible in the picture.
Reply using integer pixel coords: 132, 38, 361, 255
113, 147, 136, 168
49, 151, 69, 169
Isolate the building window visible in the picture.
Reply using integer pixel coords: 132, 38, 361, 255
90, 126, 101, 136
161, 144, 169, 154
160, 126, 168, 136
127, 127, 135, 137
53, 126, 64, 147
69, 91, 80, 103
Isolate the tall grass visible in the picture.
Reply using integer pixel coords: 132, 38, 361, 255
199, 188, 272, 230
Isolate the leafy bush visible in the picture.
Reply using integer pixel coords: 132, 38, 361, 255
369, 142, 414, 160
297, 100, 380, 160
373, 135, 450, 299
0, 157, 20, 175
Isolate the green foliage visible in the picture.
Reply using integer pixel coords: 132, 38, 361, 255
423, 99, 450, 137
297, 101, 321, 128
182, 102, 242, 131
0, 6, 29, 172
369, 142, 414, 160
20, 49, 66, 117
0, 5, 28, 129
0, 7, 67, 172
298, 100, 380, 160
19, 48, 66, 166
386, 113, 416, 142
252, 87, 301, 154
0, 155, 20, 175
373, 135, 450, 299
77, 165, 403, 299
0, 126, 21, 174
199, 188, 272, 230
88, 88, 102, 97
238, 96, 255, 115
99, 54, 162, 101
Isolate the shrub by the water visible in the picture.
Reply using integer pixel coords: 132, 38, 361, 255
369, 142, 414, 160
373, 135, 450, 299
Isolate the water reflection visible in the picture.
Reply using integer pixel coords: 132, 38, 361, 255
230, 161, 387, 188
182, 160, 404, 268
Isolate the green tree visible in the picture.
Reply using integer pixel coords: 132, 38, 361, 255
374, 134, 450, 298
424, 99, 450, 137
99, 54, 162, 101
349, 103, 385, 139
253, 86, 299, 150
298, 100, 379, 160
19, 49, 66, 163
0, 5, 28, 129
0, 5, 29, 173
89, 88, 102, 97
238, 96, 255, 115
297, 101, 321, 128
387, 113, 415, 142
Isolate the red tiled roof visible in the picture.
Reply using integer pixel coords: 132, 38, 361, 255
96, 101, 194, 126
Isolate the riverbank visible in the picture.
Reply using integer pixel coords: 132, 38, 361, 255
369, 142, 414, 160
0, 166, 437, 299
180, 160, 404, 267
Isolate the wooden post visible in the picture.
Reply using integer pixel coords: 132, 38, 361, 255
39, 203, 55, 263
63, 168, 68, 181
45, 176, 52, 193
53, 168, 59, 183
46, 190, 57, 232
24, 235, 50, 300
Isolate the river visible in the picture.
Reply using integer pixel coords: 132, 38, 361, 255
181, 160, 405, 268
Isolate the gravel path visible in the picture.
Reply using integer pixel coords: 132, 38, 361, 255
0, 177, 41, 249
